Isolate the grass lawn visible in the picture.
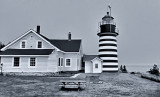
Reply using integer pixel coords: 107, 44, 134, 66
0, 73, 160, 97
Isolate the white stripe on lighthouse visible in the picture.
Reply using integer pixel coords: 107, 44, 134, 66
100, 57, 118, 60
100, 36, 116, 40
99, 41, 117, 44
102, 68, 118, 71
99, 46, 117, 49
99, 52, 117, 55
102, 63, 118, 65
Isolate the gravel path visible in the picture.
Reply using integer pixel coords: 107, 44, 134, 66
70, 73, 82, 78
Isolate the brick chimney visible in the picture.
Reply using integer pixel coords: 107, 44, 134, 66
68, 32, 71, 41
37, 25, 40, 34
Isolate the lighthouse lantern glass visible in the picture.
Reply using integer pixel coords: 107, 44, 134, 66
102, 16, 115, 25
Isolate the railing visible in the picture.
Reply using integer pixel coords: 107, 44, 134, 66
99, 21, 116, 26
97, 21, 119, 35
115, 28, 119, 34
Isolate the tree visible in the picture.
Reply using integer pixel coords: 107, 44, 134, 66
119, 65, 127, 73
120, 65, 123, 71
122, 65, 127, 73
149, 64, 159, 76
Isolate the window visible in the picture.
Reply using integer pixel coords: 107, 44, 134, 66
37, 41, 42, 48
95, 64, 98, 68
61, 58, 63, 66
58, 58, 61, 66
58, 58, 63, 67
21, 41, 26, 48
14, 57, 20, 67
30, 58, 36, 66
65, 59, 71, 67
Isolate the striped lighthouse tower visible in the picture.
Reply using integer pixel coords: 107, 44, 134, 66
97, 6, 119, 72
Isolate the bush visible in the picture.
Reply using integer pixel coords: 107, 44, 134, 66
0, 73, 3, 76
119, 65, 128, 73
130, 72, 135, 74
148, 64, 159, 76
141, 74, 160, 82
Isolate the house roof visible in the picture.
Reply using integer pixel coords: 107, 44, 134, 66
83, 55, 100, 61
1, 29, 82, 53
38, 33, 81, 52
39, 34, 50, 41
49, 39, 81, 52
1, 29, 56, 51
0, 49, 54, 55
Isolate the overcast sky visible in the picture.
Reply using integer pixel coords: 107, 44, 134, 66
0, 0, 160, 66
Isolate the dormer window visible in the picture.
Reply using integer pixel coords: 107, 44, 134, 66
37, 41, 42, 48
21, 41, 26, 48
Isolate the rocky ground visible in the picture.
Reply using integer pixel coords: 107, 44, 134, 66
0, 73, 160, 97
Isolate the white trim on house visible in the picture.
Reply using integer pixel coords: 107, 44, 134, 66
1, 29, 61, 51
65, 58, 72, 67
28, 57, 37, 68
1, 29, 34, 51
91, 57, 103, 62
78, 40, 83, 54
79, 41, 82, 51
61, 57, 63, 67
12, 57, 21, 68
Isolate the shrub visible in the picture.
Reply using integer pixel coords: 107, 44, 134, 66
130, 72, 135, 74
120, 65, 123, 71
148, 64, 159, 76
119, 65, 128, 73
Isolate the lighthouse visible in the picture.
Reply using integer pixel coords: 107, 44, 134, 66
97, 6, 119, 71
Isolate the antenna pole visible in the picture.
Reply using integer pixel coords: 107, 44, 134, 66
108, 5, 111, 16
108, 5, 112, 32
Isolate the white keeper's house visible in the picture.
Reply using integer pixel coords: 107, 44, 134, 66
0, 26, 83, 74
